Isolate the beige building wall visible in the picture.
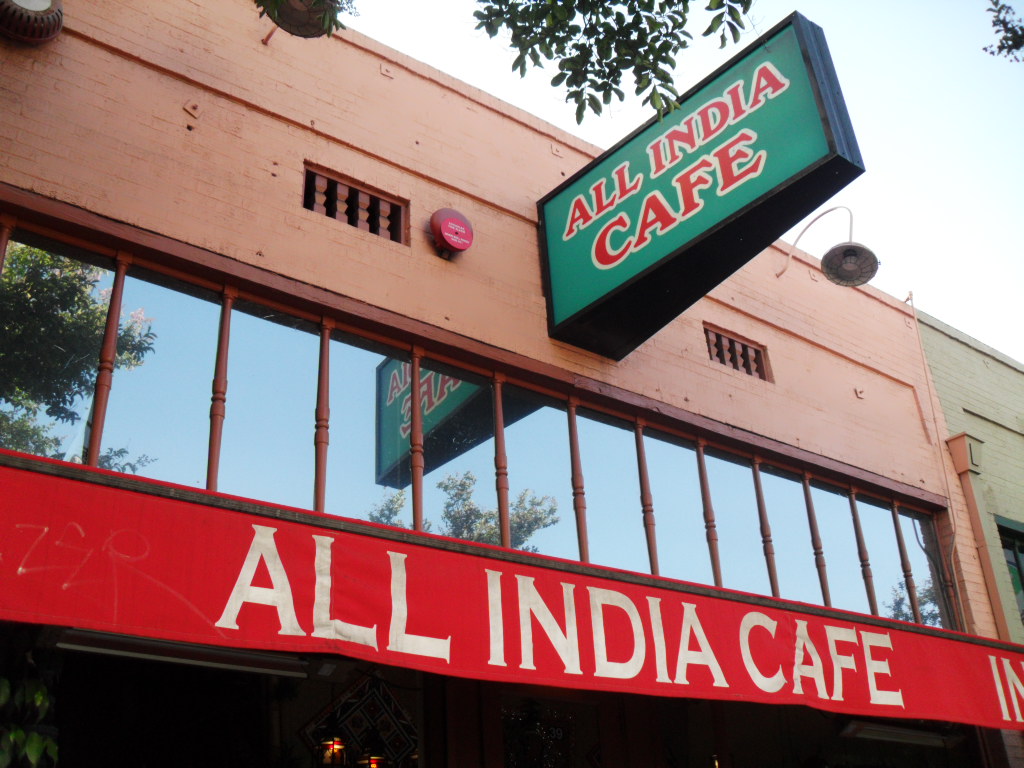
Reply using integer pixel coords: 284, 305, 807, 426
0, 0, 1002, 638
920, 313, 1024, 642
918, 310, 1024, 768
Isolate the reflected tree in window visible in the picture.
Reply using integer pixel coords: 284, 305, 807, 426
885, 578, 943, 626
0, 242, 155, 468
369, 471, 558, 551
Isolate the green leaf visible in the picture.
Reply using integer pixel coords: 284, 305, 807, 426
703, 14, 723, 35
706, 0, 724, 8
24, 732, 44, 767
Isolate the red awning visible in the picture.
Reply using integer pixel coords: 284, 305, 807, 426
3, 453, 1024, 730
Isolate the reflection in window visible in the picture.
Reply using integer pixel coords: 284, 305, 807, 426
856, 495, 904, 619
1, 231, 955, 628
703, 451, 769, 595
217, 301, 319, 509
501, 695, 599, 768
644, 432, 712, 585
500, 386, 572, 559
577, 409, 648, 574
417, 360, 498, 543
327, 336, 410, 524
100, 268, 219, 486
0, 235, 129, 466
810, 482, 871, 615
890, 508, 948, 627
759, 466, 821, 605
1002, 527, 1024, 628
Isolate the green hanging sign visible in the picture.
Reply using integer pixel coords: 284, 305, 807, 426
539, 13, 863, 360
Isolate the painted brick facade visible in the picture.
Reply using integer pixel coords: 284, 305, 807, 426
1, 1, 1017, 761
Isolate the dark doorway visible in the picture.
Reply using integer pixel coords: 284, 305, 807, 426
59, 650, 271, 768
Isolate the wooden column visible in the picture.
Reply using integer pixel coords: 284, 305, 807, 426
751, 459, 780, 597
696, 440, 723, 588
206, 287, 236, 491
313, 319, 333, 513
848, 489, 879, 615
567, 399, 589, 563
891, 502, 923, 623
493, 376, 511, 548
410, 349, 425, 532
85, 252, 130, 466
635, 420, 659, 576
802, 472, 832, 607
0, 215, 14, 274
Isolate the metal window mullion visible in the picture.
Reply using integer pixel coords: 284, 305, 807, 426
313, 320, 333, 513
802, 473, 832, 607
696, 440, 723, 588
635, 420, 659, 576
752, 459, 780, 598
848, 489, 879, 615
206, 287, 236, 491
85, 252, 131, 466
567, 399, 590, 563
493, 375, 511, 548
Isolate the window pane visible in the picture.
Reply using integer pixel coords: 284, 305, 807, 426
898, 509, 949, 627
0, 234, 112, 463
704, 450, 769, 596
760, 466, 821, 605
100, 268, 219, 484
501, 386, 575, 559
418, 361, 500, 545
326, 338, 411, 524
810, 482, 870, 614
856, 495, 904, 620
217, 301, 319, 508
643, 431, 713, 585
1003, 533, 1024, 627
577, 409, 648, 574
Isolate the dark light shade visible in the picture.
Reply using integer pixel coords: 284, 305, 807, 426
0, 0, 63, 44
821, 242, 878, 287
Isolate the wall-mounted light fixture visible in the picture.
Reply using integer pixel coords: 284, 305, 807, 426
776, 205, 878, 287
0, 0, 63, 44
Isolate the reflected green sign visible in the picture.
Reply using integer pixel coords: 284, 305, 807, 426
374, 360, 543, 489
538, 13, 863, 359
375, 359, 484, 488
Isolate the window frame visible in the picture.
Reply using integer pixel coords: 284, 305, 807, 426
0, 198, 958, 629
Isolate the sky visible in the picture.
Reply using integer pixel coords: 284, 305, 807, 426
343, 0, 1024, 363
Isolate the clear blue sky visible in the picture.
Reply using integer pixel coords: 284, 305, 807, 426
345, 0, 1024, 363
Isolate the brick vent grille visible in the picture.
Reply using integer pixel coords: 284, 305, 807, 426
704, 327, 770, 380
303, 169, 406, 244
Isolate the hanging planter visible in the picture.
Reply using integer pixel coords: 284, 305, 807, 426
255, 0, 351, 39
0, 0, 64, 45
